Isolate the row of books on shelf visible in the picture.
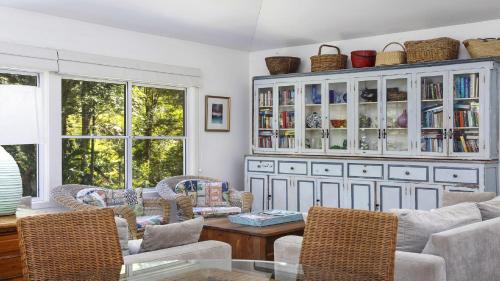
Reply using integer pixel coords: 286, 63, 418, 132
258, 110, 273, 129
422, 110, 443, 128
258, 136, 272, 148
454, 135, 479, 153
279, 89, 295, 106
421, 136, 443, 153
454, 108, 479, 128
454, 74, 479, 99
280, 111, 295, 128
421, 80, 443, 100
279, 135, 295, 149
259, 90, 273, 107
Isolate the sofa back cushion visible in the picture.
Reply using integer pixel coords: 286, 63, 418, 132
442, 191, 496, 207
174, 180, 229, 207
139, 216, 204, 253
391, 202, 482, 253
76, 188, 107, 207
477, 197, 500, 220
115, 217, 130, 256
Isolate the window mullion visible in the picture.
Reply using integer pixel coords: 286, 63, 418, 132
126, 81, 133, 190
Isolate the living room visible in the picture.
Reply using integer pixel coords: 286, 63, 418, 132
0, 1, 500, 280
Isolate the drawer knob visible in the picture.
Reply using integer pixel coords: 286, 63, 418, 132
257, 165, 261, 168
325, 168, 329, 172
316, 199, 320, 203
362, 169, 367, 173
453, 174, 458, 178
405, 171, 410, 176
290, 167, 295, 170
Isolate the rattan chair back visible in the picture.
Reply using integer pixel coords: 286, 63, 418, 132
17, 209, 123, 281
300, 207, 398, 281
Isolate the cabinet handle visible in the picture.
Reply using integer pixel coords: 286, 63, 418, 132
405, 171, 410, 176
290, 167, 295, 170
453, 174, 458, 178
326, 129, 330, 138
321, 129, 325, 139
378, 129, 381, 139
362, 169, 367, 173
257, 165, 261, 168
325, 168, 329, 172
383, 129, 387, 139
443, 129, 447, 139
448, 129, 453, 139
275, 130, 278, 138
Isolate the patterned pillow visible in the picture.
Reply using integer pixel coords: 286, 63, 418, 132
133, 188, 144, 216
76, 188, 107, 207
174, 180, 230, 207
204, 182, 228, 207
105, 190, 126, 206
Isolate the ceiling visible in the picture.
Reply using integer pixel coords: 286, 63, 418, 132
0, 0, 499, 51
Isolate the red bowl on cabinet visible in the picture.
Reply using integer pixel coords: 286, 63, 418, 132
351, 50, 377, 68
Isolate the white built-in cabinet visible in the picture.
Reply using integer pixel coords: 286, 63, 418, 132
254, 59, 499, 160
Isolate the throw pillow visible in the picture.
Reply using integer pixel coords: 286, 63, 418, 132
114, 217, 129, 256
442, 191, 496, 207
139, 216, 204, 253
75, 188, 107, 207
133, 188, 144, 216
204, 182, 229, 207
477, 197, 500, 220
391, 202, 482, 253
105, 190, 126, 206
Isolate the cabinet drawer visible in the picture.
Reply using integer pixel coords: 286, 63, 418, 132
278, 161, 308, 175
348, 164, 383, 179
388, 165, 428, 182
247, 160, 275, 173
434, 167, 479, 184
311, 162, 343, 177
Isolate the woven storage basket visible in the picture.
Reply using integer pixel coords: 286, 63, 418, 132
404, 37, 459, 63
265, 56, 300, 75
310, 44, 347, 72
463, 38, 500, 58
375, 42, 407, 66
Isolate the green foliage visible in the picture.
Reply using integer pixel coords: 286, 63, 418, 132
2, 144, 37, 197
0, 73, 37, 86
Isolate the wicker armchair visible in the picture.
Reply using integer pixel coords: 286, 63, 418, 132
17, 208, 123, 281
51, 184, 170, 239
300, 207, 398, 281
156, 176, 253, 220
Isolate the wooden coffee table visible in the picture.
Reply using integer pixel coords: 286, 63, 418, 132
199, 217, 304, 261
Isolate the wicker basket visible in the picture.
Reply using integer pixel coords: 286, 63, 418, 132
404, 37, 459, 63
375, 42, 407, 66
265, 56, 300, 75
387, 88, 407, 101
463, 38, 500, 58
310, 45, 347, 72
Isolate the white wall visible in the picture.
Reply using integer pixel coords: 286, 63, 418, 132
250, 19, 500, 76
0, 7, 250, 190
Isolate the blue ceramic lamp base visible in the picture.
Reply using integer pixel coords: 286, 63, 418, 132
0, 146, 22, 216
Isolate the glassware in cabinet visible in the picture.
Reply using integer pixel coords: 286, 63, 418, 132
256, 86, 274, 149
303, 83, 323, 151
328, 81, 349, 152
419, 75, 445, 154
384, 77, 410, 153
278, 85, 296, 150
356, 79, 380, 152
451, 72, 480, 154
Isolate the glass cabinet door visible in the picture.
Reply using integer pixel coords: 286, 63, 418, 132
383, 76, 411, 154
256, 86, 275, 151
418, 74, 446, 155
450, 71, 481, 155
327, 81, 349, 153
355, 78, 381, 154
302, 82, 324, 152
277, 84, 297, 151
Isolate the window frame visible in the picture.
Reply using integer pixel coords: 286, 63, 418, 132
0, 68, 42, 199
60, 76, 187, 189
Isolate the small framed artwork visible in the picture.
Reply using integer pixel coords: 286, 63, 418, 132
205, 95, 231, 132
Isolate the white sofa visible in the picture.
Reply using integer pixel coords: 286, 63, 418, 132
274, 217, 500, 281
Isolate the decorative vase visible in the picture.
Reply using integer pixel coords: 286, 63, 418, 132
0, 146, 22, 216
397, 110, 408, 128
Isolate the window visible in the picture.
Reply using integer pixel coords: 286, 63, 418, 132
0, 72, 39, 197
61, 79, 186, 189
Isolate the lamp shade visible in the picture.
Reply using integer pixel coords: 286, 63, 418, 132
0, 85, 39, 145
0, 146, 22, 215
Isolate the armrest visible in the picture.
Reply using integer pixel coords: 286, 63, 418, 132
422, 217, 500, 281
395, 251, 446, 281
143, 198, 171, 224
110, 205, 138, 239
175, 195, 194, 221
229, 190, 254, 212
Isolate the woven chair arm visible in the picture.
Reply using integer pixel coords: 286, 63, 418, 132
109, 205, 138, 239
229, 189, 253, 213
51, 186, 91, 211
175, 195, 194, 221
143, 198, 171, 224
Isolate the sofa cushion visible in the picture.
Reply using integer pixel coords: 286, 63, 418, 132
391, 202, 482, 253
75, 187, 107, 207
115, 217, 129, 256
174, 180, 229, 207
477, 197, 500, 220
193, 206, 241, 218
442, 191, 496, 207
139, 216, 204, 253
136, 215, 163, 230
128, 239, 142, 255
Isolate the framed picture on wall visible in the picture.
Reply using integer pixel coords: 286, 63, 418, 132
205, 95, 231, 132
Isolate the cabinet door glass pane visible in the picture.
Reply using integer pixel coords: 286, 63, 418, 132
385, 78, 408, 152
278, 85, 296, 149
328, 82, 348, 151
452, 73, 480, 153
304, 84, 323, 150
257, 87, 274, 149
358, 80, 379, 151
420, 76, 444, 153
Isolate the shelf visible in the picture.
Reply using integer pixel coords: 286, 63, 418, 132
279, 104, 294, 107
330, 103, 347, 106
305, 128, 322, 130
258, 128, 273, 130
421, 99, 443, 102
453, 97, 479, 101
359, 102, 377, 105
387, 127, 408, 130
279, 128, 295, 130
359, 128, 378, 130
305, 104, 321, 107
454, 127, 479, 129
387, 100, 408, 104
421, 127, 444, 130
330, 127, 347, 130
